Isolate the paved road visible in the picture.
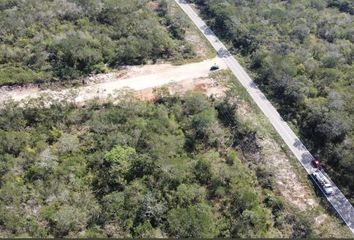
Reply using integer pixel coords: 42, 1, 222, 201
174, 0, 354, 234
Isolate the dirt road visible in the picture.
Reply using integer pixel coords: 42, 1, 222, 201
0, 57, 226, 104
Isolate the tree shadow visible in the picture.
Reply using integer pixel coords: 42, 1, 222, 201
217, 48, 231, 58
260, 94, 267, 100
249, 82, 258, 89
200, 25, 214, 36
300, 151, 313, 165
294, 139, 306, 151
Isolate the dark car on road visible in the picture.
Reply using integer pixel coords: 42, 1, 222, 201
210, 64, 219, 71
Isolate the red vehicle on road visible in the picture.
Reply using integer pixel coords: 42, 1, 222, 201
312, 159, 321, 169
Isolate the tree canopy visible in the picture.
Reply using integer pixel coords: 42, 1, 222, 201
190, 0, 354, 204
0, 0, 193, 86
0, 92, 313, 237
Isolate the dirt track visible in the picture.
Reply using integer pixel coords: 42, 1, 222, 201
0, 58, 226, 104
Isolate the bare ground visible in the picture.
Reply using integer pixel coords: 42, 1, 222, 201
260, 137, 317, 210
236, 99, 317, 210
168, 0, 215, 60
0, 57, 226, 104
136, 76, 227, 101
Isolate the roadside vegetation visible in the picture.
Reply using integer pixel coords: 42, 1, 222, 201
0, 0, 195, 86
1, 0, 352, 238
217, 70, 352, 237
0, 90, 318, 238
160, 0, 216, 63
189, 0, 354, 203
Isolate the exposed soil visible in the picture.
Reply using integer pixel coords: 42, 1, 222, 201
136, 77, 227, 101
236, 97, 318, 210
185, 28, 211, 59
169, 0, 213, 59
259, 137, 317, 210
0, 58, 226, 104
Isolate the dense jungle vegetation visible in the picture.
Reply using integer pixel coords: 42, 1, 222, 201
189, 0, 354, 203
0, 0, 193, 86
0, 91, 315, 238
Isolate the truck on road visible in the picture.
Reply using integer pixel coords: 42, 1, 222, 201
312, 169, 334, 195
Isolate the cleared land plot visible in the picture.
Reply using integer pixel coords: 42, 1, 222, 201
0, 58, 226, 104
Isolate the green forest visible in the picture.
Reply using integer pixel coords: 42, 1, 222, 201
0, 0, 193, 86
0, 91, 316, 238
189, 0, 354, 203
0, 0, 353, 237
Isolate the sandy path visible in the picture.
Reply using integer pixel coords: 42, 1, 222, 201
0, 58, 225, 104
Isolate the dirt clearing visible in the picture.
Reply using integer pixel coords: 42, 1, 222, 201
0, 57, 225, 104
136, 76, 227, 101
